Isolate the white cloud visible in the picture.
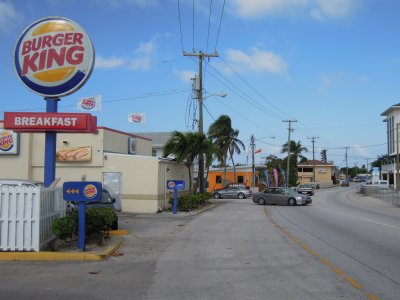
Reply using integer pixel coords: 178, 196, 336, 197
173, 68, 196, 83
95, 39, 158, 70
97, 0, 159, 8
230, 0, 360, 20
310, 0, 360, 21
231, 0, 308, 18
0, 1, 21, 33
227, 47, 288, 74
95, 56, 125, 69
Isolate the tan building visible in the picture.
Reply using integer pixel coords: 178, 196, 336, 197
297, 160, 335, 187
0, 123, 190, 213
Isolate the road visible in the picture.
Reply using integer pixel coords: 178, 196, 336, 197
0, 186, 399, 299
268, 185, 400, 300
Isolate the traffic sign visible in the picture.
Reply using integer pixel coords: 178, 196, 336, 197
63, 181, 102, 202
166, 180, 185, 190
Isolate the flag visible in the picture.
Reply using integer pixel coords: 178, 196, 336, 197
77, 95, 102, 111
255, 149, 261, 154
273, 168, 279, 187
264, 170, 270, 188
128, 113, 146, 124
281, 168, 287, 187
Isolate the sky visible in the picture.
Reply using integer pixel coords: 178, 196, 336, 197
1, 0, 399, 169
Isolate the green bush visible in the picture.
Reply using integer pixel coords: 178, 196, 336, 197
52, 207, 117, 242
168, 192, 211, 212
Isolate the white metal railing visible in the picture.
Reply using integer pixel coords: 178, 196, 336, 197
0, 186, 65, 252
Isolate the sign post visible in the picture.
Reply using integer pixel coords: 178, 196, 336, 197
63, 181, 102, 251
166, 180, 185, 214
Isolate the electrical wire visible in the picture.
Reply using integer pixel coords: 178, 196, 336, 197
206, 0, 213, 54
215, 0, 225, 52
177, 0, 184, 53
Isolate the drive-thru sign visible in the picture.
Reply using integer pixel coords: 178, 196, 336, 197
63, 181, 102, 251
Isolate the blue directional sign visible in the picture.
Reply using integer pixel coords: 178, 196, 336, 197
63, 181, 102, 202
166, 180, 185, 190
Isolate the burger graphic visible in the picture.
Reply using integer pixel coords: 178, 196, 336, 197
14, 17, 94, 97
83, 184, 97, 200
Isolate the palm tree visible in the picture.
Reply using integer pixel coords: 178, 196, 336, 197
208, 115, 244, 185
228, 129, 245, 181
281, 140, 308, 186
281, 140, 308, 162
163, 131, 204, 192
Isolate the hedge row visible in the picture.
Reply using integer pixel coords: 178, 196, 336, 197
169, 192, 212, 212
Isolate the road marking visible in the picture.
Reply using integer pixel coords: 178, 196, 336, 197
263, 207, 380, 300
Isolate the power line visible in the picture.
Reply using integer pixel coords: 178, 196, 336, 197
214, 0, 226, 52
177, 0, 184, 53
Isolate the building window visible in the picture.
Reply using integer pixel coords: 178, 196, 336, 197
152, 149, 157, 157
237, 176, 244, 184
300, 167, 313, 173
216, 175, 222, 184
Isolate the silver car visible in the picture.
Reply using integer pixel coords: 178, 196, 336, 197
213, 186, 252, 199
252, 187, 312, 206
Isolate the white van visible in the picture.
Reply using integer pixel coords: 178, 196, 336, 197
365, 180, 389, 189
0, 179, 44, 189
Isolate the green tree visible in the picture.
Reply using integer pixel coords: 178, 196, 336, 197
281, 140, 308, 186
163, 131, 205, 192
208, 115, 244, 185
228, 129, 245, 182
320, 149, 327, 162
208, 115, 233, 184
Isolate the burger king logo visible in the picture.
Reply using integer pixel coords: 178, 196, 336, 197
167, 181, 175, 189
14, 17, 95, 97
83, 184, 97, 199
80, 96, 96, 110
0, 130, 14, 152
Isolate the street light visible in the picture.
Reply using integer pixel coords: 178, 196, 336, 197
197, 91, 227, 194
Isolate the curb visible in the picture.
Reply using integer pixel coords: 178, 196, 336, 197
0, 233, 126, 262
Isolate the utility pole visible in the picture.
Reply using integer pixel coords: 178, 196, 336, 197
397, 123, 399, 190
308, 136, 319, 183
345, 147, 349, 179
251, 135, 255, 187
184, 51, 218, 194
283, 120, 297, 187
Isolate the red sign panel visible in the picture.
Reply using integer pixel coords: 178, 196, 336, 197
4, 112, 97, 132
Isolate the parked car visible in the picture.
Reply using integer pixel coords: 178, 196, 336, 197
340, 179, 350, 187
252, 187, 312, 206
363, 180, 389, 189
69, 189, 119, 230
295, 184, 314, 196
213, 186, 252, 199
0, 179, 44, 188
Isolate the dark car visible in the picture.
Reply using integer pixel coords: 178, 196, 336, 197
340, 179, 350, 187
213, 186, 252, 199
295, 184, 314, 196
252, 187, 312, 206
69, 189, 118, 230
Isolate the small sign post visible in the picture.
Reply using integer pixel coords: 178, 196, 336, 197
63, 181, 102, 251
166, 180, 185, 214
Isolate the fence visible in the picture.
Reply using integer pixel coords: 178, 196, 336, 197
357, 185, 400, 207
0, 186, 65, 252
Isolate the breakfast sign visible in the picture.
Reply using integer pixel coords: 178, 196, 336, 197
4, 17, 96, 186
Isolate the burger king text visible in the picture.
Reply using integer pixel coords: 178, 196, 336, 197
21, 32, 84, 76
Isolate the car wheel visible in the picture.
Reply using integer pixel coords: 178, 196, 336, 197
288, 198, 296, 206
238, 193, 245, 199
214, 192, 221, 199
258, 198, 265, 205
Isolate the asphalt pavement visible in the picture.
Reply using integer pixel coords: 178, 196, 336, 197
0, 195, 369, 300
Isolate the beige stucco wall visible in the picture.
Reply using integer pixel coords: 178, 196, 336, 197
0, 123, 190, 213
298, 166, 333, 185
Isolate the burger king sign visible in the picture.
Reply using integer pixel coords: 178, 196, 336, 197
14, 17, 94, 97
